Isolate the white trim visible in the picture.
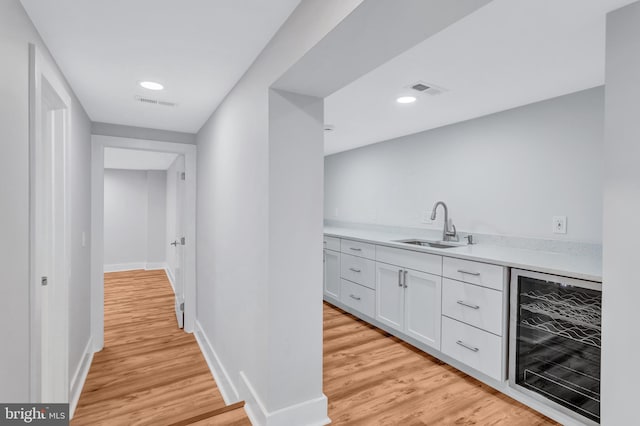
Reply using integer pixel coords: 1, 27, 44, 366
69, 338, 94, 419
103, 262, 147, 273
145, 262, 167, 271
239, 372, 330, 426
194, 321, 240, 405
91, 135, 197, 354
165, 266, 176, 293
29, 43, 71, 403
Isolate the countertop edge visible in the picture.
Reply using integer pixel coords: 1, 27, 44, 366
324, 229, 602, 283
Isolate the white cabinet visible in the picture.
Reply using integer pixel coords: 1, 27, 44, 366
341, 238, 376, 259
405, 269, 442, 348
340, 253, 376, 289
323, 249, 340, 300
442, 278, 503, 336
376, 262, 442, 350
442, 257, 504, 291
376, 263, 404, 330
340, 279, 375, 318
441, 316, 503, 381
324, 236, 341, 251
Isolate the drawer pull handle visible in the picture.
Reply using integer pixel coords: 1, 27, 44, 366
457, 269, 480, 276
349, 267, 361, 273
403, 270, 408, 288
456, 300, 480, 310
456, 340, 479, 352
349, 294, 361, 301
398, 269, 403, 287
349, 247, 362, 251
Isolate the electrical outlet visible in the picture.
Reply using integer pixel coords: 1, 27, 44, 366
553, 216, 567, 234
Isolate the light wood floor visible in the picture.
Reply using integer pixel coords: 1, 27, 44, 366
72, 270, 238, 426
72, 269, 555, 425
323, 302, 558, 425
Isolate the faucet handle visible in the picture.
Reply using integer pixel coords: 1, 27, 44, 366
466, 235, 474, 245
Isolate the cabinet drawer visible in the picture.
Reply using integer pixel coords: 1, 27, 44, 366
340, 253, 375, 290
441, 316, 504, 381
376, 245, 441, 275
324, 236, 341, 252
340, 279, 375, 318
442, 278, 503, 336
442, 257, 505, 291
340, 239, 376, 260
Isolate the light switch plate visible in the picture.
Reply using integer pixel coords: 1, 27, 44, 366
553, 216, 567, 234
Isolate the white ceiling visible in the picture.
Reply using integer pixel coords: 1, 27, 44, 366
104, 148, 177, 170
324, 0, 637, 155
20, 0, 301, 133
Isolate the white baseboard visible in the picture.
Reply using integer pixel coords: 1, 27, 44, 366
145, 262, 166, 271
194, 320, 240, 405
103, 262, 169, 273
104, 262, 146, 272
239, 371, 330, 426
165, 266, 176, 294
70, 337, 94, 419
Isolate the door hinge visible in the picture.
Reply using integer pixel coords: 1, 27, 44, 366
179, 302, 184, 312
180, 172, 186, 181
180, 237, 186, 245
41, 276, 48, 286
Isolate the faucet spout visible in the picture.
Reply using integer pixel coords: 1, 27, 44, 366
430, 201, 457, 242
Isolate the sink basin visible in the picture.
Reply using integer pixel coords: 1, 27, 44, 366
393, 239, 465, 249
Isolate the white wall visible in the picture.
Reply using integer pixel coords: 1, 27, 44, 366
0, 0, 92, 402
147, 171, 167, 265
165, 155, 185, 281
103, 169, 166, 270
196, 0, 363, 422
601, 2, 640, 424
267, 89, 324, 411
325, 87, 604, 243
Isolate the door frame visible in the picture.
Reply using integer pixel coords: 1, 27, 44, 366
29, 43, 71, 402
90, 135, 197, 352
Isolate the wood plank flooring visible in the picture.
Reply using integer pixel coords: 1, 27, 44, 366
71, 270, 228, 426
323, 302, 559, 425
72, 269, 557, 425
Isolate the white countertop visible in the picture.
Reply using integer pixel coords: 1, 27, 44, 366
324, 226, 602, 282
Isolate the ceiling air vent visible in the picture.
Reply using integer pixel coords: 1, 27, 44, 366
134, 95, 177, 108
407, 81, 447, 96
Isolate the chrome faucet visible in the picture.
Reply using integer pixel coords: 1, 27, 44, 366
430, 201, 458, 241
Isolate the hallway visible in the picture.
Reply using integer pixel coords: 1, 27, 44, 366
72, 270, 248, 425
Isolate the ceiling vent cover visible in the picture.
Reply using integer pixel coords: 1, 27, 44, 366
407, 81, 447, 96
134, 95, 177, 108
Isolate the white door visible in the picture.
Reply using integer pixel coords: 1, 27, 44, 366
404, 270, 442, 349
375, 263, 404, 331
323, 249, 341, 300
173, 160, 186, 328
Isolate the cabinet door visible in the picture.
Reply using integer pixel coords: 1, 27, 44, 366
324, 249, 341, 300
404, 269, 442, 350
376, 262, 404, 331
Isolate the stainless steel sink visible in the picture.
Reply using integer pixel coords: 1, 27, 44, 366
393, 239, 465, 249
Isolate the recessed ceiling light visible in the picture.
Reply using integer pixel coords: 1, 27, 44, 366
396, 96, 417, 104
139, 81, 164, 91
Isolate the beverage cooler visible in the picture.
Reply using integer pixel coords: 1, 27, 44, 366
509, 269, 601, 425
